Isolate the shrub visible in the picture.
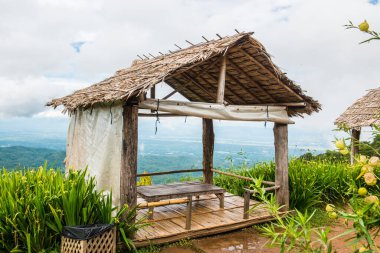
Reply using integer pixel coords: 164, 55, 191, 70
0, 163, 141, 252
214, 158, 355, 211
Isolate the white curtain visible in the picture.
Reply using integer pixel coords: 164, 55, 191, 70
66, 106, 123, 205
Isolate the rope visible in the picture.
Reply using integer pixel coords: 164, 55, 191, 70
264, 105, 269, 127
155, 99, 160, 135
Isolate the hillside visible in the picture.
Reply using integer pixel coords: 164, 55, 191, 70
0, 146, 65, 169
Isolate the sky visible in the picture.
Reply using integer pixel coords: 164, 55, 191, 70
0, 0, 380, 148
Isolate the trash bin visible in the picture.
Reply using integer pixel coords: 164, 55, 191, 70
61, 224, 116, 253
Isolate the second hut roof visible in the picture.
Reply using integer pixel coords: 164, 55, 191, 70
335, 88, 380, 129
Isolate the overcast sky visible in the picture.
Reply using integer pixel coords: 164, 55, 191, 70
0, 0, 379, 144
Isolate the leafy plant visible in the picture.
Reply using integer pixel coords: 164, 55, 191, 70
0, 164, 144, 252
249, 181, 336, 253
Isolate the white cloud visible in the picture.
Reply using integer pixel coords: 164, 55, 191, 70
0, 76, 85, 119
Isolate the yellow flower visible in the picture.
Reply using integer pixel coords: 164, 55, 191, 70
325, 204, 334, 212
362, 164, 374, 173
363, 172, 377, 186
364, 195, 379, 205
359, 20, 369, 32
358, 187, 368, 196
335, 140, 345, 150
340, 148, 349, 155
328, 211, 338, 219
359, 155, 367, 164
359, 246, 368, 253
368, 156, 380, 167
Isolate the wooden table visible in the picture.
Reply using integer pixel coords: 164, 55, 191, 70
137, 182, 226, 229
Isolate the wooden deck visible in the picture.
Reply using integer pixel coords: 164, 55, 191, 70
134, 192, 280, 247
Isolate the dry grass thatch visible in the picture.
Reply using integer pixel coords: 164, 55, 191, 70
335, 88, 380, 129
47, 32, 321, 116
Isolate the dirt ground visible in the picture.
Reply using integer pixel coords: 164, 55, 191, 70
160, 221, 380, 253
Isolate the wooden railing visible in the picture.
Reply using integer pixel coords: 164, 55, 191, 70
211, 169, 275, 185
136, 169, 203, 177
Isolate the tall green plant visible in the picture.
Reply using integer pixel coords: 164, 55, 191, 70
214, 158, 353, 211
0, 164, 144, 252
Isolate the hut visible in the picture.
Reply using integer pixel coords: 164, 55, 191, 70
48, 32, 320, 245
335, 88, 380, 163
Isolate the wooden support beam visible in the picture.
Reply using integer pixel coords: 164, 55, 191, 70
238, 48, 304, 101
226, 57, 277, 102
274, 123, 289, 211
351, 128, 361, 165
163, 90, 177, 100
216, 56, 227, 103
150, 86, 156, 113
150, 86, 155, 99
121, 102, 139, 221
203, 119, 214, 184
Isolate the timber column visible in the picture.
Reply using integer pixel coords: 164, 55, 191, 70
351, 128, 361, 165
203, 119, 214, 184
121, 99, 139, 216
274, 123, 289, 211
202, 55, 226, 184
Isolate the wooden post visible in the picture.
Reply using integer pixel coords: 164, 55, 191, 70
274, 123, 289, 211
120, 100, 139, 218
150, 86, 155, 99
243, 190, 250, 219
351, 128, 361, 165
150, 86, 155, 113
216, 56, 226, 103
185, 195, 192, 230
202, 118, 214, 184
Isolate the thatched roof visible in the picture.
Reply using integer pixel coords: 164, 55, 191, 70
335, 88, 380, 129
48, 32, 321, 116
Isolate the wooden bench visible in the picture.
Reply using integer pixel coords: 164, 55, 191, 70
137, 182, 226, 230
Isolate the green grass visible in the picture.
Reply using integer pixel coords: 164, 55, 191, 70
214, 158, 358, 211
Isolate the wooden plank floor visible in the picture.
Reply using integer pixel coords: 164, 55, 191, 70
134, 193, 280, 247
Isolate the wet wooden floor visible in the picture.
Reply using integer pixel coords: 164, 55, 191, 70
134, 193, 280, 247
